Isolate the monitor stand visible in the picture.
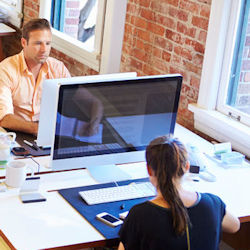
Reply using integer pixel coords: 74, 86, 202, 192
86, 164, 132, 183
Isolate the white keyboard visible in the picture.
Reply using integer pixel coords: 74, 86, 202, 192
79, 182, 156, 205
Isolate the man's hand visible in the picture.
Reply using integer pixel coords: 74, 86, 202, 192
0, 114, 38, 135
77, 119, 99, 137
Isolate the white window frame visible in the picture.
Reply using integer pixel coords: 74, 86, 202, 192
0, 0, 23, 28
39, 0, 127, 73
188, 0, 250, 158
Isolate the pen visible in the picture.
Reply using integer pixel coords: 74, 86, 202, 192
23, 140, 39, 151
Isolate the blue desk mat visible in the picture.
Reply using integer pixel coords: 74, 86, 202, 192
58, 178, 154, 239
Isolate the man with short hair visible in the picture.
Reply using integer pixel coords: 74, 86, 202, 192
0, 18, 70, 134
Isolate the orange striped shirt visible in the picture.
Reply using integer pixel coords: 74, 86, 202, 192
0, 50, 70, 121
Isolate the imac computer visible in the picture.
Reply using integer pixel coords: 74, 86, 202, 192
36, 72, 137, 148
50, 74, 183, 182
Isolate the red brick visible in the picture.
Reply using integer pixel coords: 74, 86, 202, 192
172, 54, 181, 65
131, 16, 147, 29
165, 29, 184, 45
182, 48, 193, 61
169, 66, 188, 80
152, 47, 162, 57
192, 16, 209, 30
155, 36, 173, 52
69, 9, 80, 17
24, 1, 39, 11
151, 1, 169, 14
243, 47, 249, 58
192, 54, 204, 67
238, 81, 250, 93
66, 1, 80, 8
200, 4, 211, 18
130, 58, 143, 71
182, 84, 199, 100
144, 43, 153, 54
185, 38, 205, 53
155, 14, 176, 30
123, 32, 132, 46
180, 0, 200, 15
138, 0, 151, 8
190, 75, 201, 89
143, 64, 161, 75
245, 36, 250, 46
141, 9, 156, 22
174, 46, 182, 55
136, 28, 153, 43
244, 72, 250, 82
242, 60, 250, 70
65, 18, 79, 25
168, 6, 178, 18
177, 10, 189, 22
162, 51, 171, 62
169, 7, 189, 22
27, 9, 37, 18
136, 39, 144, 50
123, 43, 132, 54
126, 3, 140, 15
198, 30, 207, 43
176, 46, 192, 61
162, 0, 179, 7
132, 48, 149, 61
152, 58, 169, 72
177, 22, 196, 38
183, 60, 202, 74
147, 22, 165, 36
124, 24, 134, 35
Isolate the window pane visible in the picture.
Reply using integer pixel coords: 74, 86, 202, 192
227, 0, 250, 116
50, 0, 97, 52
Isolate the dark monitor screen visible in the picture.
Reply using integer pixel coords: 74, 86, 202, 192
52, 74, 182, 172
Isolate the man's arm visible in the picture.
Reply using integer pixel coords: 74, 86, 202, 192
73, 87, 103, 136
0, 114, 38, 135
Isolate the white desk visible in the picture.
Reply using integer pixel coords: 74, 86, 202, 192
0, 124, 249, 249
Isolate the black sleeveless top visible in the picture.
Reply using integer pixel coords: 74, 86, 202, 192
119, 193, 225, 250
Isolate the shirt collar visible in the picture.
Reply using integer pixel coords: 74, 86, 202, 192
20, 50, 49, 74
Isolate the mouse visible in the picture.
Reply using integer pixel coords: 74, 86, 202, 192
199, 171, 216, 182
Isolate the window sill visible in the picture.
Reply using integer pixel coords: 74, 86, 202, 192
52, 29, 100, 72
188, 104, 250, 158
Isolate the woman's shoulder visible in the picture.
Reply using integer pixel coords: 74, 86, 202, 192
197, 192, 226, 213
200, 192, 224, 204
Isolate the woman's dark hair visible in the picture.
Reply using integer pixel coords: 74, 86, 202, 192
146, 135, 190, 235
22, 18, 51, 41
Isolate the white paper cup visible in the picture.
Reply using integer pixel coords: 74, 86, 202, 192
5, 161, 27, 188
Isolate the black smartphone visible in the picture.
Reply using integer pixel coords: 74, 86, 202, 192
189, 165, 200, 174
11, 147, 30, 156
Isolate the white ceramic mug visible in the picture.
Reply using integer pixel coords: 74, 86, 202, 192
0, 132, 16, 168
5, 161, 33, 188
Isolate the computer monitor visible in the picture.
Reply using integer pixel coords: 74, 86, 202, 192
36, 72, 137, 147
50, 74, 182, 182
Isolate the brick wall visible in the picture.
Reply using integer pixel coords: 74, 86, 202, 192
121, 0, 211, 130
63, 0, 80, 39
4, 0, 213, 132
236, 14, 250, 115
